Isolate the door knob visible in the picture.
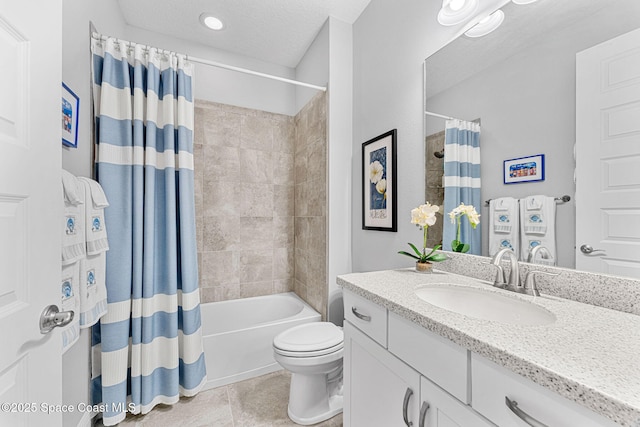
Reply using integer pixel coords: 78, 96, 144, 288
580, 244, 605, 254
40, 305, 74, 334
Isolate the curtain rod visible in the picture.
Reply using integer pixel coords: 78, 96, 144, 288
484, 195, 571, 206
425, 110, 462, 121
91, 32, 327, 92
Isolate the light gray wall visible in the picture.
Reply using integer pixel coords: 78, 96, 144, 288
426, 38, 578, 268
296, 17, 353, 324
351, 0, 457, 273
62, 1, 126, 426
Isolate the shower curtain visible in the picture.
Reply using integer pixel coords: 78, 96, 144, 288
90, 37, 206, 426
443, 119, 482, 254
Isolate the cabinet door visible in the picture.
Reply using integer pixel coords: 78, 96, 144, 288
344, 321, 421, 427
420, 377, 495, 427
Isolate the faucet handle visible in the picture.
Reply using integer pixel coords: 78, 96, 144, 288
523, 271, 559, 296
487, 263, 507, 288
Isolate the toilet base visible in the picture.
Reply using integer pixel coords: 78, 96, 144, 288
288, 393, 343, 426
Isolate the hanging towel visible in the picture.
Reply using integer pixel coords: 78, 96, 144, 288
61, 261, 81, 353
62, 170, 86, 265
520, 195, 556, 265
489, 197, 519, 258
78, 253, 108, 328
78, 177, 110, 255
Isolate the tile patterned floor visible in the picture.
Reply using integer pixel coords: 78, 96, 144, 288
95, 370, 343, 427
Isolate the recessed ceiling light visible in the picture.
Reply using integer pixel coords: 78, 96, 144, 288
464, 10, 505, 38
200, 13, 224, 31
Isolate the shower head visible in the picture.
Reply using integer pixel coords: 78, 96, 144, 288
434, 149, 445, 159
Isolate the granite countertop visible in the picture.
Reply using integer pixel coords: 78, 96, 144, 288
337, 268, 640, 427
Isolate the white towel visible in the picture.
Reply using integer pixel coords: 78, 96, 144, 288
79, 253, 108, 328
61, 261, 81, 353
61, 170, 86, 265
489, 197, 519, 258
78, 177, 109, 255
520, 195, 556, 265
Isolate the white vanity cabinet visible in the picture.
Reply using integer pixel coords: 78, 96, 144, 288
471, 353, 621, 427
343, 291, 491, 427
344, 321, 421, 426
342, 289, 622, 427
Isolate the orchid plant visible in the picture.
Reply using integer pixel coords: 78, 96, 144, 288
448, 203, 480, 253
398, 202, 447, 264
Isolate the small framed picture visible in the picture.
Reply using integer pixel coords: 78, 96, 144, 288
362, 129, 397, 232
62, 83, 79, 148
504, 154, 544, 184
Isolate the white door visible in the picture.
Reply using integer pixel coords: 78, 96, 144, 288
0, 0, 63, 426
576, 27, 640, 277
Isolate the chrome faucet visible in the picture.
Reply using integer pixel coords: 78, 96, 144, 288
527, 245, 552, 264
523, 270, 560, 296
490, 248, 520, 291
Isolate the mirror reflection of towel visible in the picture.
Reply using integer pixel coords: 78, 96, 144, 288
520, 195, 556, 264
489, 197, 519, 258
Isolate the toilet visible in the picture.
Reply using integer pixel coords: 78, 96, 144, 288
273, 322, 344, 425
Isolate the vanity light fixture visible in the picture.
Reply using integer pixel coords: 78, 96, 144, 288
464, 10, 505, 38
200, 13, 225, 31
437, 0, 480, 26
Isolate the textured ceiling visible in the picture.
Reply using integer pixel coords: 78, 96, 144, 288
117, 0, 371, 68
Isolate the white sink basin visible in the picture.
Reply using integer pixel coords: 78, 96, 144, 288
414, 284, 556, 326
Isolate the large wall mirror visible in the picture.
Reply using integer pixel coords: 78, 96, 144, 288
424, 0, 640, 279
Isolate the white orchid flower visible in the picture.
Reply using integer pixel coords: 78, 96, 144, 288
376, 178, 387, 195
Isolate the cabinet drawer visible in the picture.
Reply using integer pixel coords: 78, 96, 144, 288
388, 312, 469, 404
471, 353, 620, 427
343, 290, 388, 347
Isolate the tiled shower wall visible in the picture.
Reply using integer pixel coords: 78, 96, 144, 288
194, 100, 296, 303
194, 92, 327, 319
425, 130, 445, 248
293, 92, 327, 319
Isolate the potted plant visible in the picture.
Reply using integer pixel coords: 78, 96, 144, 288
398, 202, 447, 272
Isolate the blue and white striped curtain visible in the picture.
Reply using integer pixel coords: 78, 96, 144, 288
443, 119, 482, 254
90, 37, 206, 426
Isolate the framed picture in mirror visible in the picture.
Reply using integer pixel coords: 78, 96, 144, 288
504, 154, 545, 184
362, 129, 397, 231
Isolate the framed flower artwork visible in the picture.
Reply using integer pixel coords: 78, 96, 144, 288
362, 129, 397, 231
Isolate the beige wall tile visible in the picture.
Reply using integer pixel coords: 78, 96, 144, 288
239, 250, 273, 283
202, 180, 239, 217
203, 111, 241, 147
240, 115, 274, 152
200, 251, 239, 287
239, 217, 274, 249
238, 183, 274, 217
273, 216, 294, 248
240, 281, 274, 299
203, 216, 241, 252
273, 185, 294, 217
273, 248, 294, 280
204, 145, 241, 182
239, 148, 273, 184
273, 152, 294, 185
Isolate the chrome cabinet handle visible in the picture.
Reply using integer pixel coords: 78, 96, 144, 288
402, 387, 414, 426
505, 397, 548, 427
419, 401, 430, 427
580, 244, 605, 255
351, 306, 371, 322
40, 305, 74, 334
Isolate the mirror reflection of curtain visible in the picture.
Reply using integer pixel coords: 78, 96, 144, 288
443, 120, 482, 254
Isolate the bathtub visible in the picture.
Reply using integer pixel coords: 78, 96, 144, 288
201, 292, 321, 390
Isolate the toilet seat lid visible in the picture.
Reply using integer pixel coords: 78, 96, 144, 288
273, 322, 343, 353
